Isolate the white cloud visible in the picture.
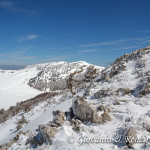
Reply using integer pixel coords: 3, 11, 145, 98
18, 34, 39, 42
0, 0, 36, 14
79, 37, 150, 47
78, 49, 99, 53
0, 0, 13, 8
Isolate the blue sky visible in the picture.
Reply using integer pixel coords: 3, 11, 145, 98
1, 0, 150, 67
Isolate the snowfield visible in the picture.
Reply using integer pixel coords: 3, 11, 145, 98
0, 68, 42, 109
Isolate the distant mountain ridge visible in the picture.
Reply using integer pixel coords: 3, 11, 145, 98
27, 61, 104, 91
0, 65, 26, 70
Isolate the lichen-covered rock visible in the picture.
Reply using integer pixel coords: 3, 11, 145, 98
126, 127, 137, 148
53, 110, 65, 126
39, 125, 59, 145
72, 96, 103, 124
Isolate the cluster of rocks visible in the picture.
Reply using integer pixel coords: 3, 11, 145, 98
113, 46, 150, 65
28, 110, 66, 147
93, 87, 134, 99
73, 96, 111, 124
98, 59, 126, 82
26, 96, 112, 147
1, 96, 112, 149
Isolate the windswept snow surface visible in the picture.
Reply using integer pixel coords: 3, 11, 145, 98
0, 94, 73, 144
0, 68, 42, 109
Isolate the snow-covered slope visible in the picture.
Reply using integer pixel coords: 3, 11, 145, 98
0, 68, 42, 109
0, 61, 104, 109
95, 45, 150, 97
1, 47, 150, 150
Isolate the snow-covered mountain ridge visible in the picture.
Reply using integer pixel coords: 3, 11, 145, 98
0, 61, 103, 109
95, 45, 150, 98
1, 47, 150, 150
28, 61, 104, 91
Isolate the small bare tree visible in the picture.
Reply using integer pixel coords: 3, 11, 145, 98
66, 66, 84, 96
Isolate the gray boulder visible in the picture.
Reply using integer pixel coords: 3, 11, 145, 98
72, 96, 103, 124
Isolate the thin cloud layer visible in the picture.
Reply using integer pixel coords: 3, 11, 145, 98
79, 37, 150, 47
0, 0, 36, 14
78, 49, 99, 53
18, 35, 39, 42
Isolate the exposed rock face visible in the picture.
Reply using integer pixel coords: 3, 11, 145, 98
38, 125, 58, 145
126, 127, 137, 148
72, 97, 103, 124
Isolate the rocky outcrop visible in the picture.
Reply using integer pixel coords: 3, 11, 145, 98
39, 125, 59, 145
72, 96, 103, 124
